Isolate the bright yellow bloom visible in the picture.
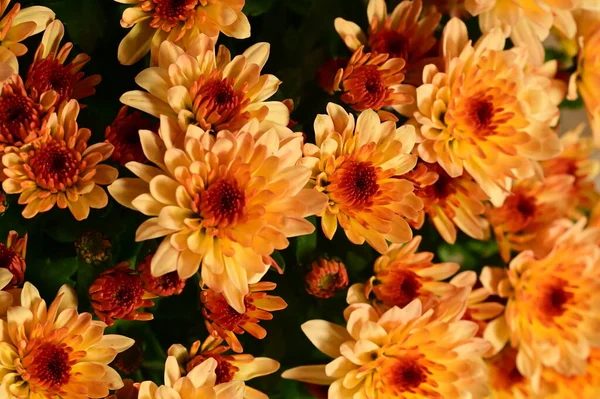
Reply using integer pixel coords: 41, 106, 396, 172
121, 36, 288, 133
483, 219, 600, 391
2, 100, 117, 220
302, 103, 421, 254
282, 299, 491, 398
109, 116, 327, 313
138, 356, 245, 399
0, 282, 134, 399
413, 18, 561, 206
115, 0, 250, 65
0, 0, 54, 73
464, 0, 577, 65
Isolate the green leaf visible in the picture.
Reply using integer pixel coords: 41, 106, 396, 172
437, 243, 479, 272
295, 216, 317, 264
243, 0, 275, 16
46, 0, 107, 53
26, 257, 78, 298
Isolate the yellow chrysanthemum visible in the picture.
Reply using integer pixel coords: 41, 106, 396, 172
108, 116, 327, 313
282, 299, 490, 398
301, 103, 422, 254
568, 10, 600, 146
115, 0, 250, 65
412, 18, 561, 206
2, 100, 118, 220
0, 282, 134, 399
486, 346, 533, 399
121, 35, 288, 133
464, 0, 577, 65
138, 356, 245, 399
482, 219, 600, 390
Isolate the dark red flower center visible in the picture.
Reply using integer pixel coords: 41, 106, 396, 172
0, 94, 40, 139
29, 142, 81, 189
331, 160, 380, 210
27, 58, 75, 101
152, 0, 198, 21
369, 29, 409, 60
431, 168, 456, 200
187, 354, 239, 384
382, 357, 428, 392
538, 278, 573, 320
468, 98, 496, 133
374, 269, 423, 308
29, 343, 72, 389
200, 179, 246, 228
0, 243, 18, 271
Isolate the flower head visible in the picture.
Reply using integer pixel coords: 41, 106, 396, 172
108, 116, 326, 312
201, 282, 287, 353
413, 18, 561, 206
486, 175, 576, 262
0, 282, 134, 399
406, 161, 489, 244
487, 346, 533, 399
138, 253, 186, 296
302, 103, 421, 253
138, 356, 245, 399
89, 262, 155, 326
168, 336, 279, 397
282, 299, 490, 398
26, 20, 101, 104
304, 258, 348, 299
316, 58, 348, 95
105, 106, 157, 166
112, 343, 143, 375
2, 100, 118, 220
116, 0, 250, 65
0, 230, 26, 288
335, 0, 440, 84
121, 37, 288, 133
74, 231, 112, 265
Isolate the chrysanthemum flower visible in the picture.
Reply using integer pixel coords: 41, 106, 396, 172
138, 253, 186, 297
112, 343, 143, 375
121, 37, 288, 133
0, 73, 56, 153
482, 219, 600, 388
105, 106, 157, 166
0, 282, 134, 399
0, 230, 26, 288
89, 262, 156, 326
108, 117, 326, 312
316, 58, 348, 95
539, 347, 600, 398
0, 0, 54, 71
168, 336, 279, 399
74, 231, 112, 265
487, 346, 533, 399
138, 356, 245, 399
407, 161, 489, 244
302, 103, 421, 253
304, 258, 348, 299
486, 175, 576, 262
26, 20, 101, 104
332, 47, 411, 112
464, 0, 577, 65
115, 0, 250, 66
201, 282, 287, 353
413, 18, 561, 206
282, 299, 490, 398
334, 0, 440, 84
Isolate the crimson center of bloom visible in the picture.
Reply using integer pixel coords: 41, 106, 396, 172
374, 269, 423, 307
29, 343, 72, 389
29, 142, 81, 188
332, 160, 380, 210
187, 354, 239, 384
432, 169, 456, 200
382, 356, 428, 392
469, 99, 495, 132
27, 59, 75, 101
0, 243, 18, 270
369, 29, 409, 60
537, 278, 573, 320
0, 94, 38, 135
112, 276, 144, 311
200, 179, 246, 227
152, 0, 198, 21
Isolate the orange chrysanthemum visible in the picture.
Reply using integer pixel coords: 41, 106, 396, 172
332, 47, 410, 112
302, 103, 421, 254
316, 58, 348, 95
201, 282, 287, 353
407, 161, 489, 244
89, 262, 155, 326
282, 300, 491, 398
115, 0, 250, 65
487, 346, 533, 399
486, 175, 576, 262
137, 253, 186, 297
0, 230, 26, 288
335, 0, 440, 85
304, 258, 348, 299
121, 36, 289, 133
2, 100, 118, 220
26, 20, 101, 104
105, 106, 157, 166
0, 73, 56, 153
413, 18, 561, 206
0, 282, 134, 399
483, 220, 600, 389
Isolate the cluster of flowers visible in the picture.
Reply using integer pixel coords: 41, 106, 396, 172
1, 0, 600, 397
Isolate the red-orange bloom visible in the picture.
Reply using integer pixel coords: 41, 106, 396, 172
201, 282, 287, 353
89, 262, 155, 326
137, 253, 186, 297
105, 106, 157, 166
304, 258, 348, 299
112, 343, 143, 375
332, 46, 410, 111
316, 58, 348, 94
0, 230, 26, 288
